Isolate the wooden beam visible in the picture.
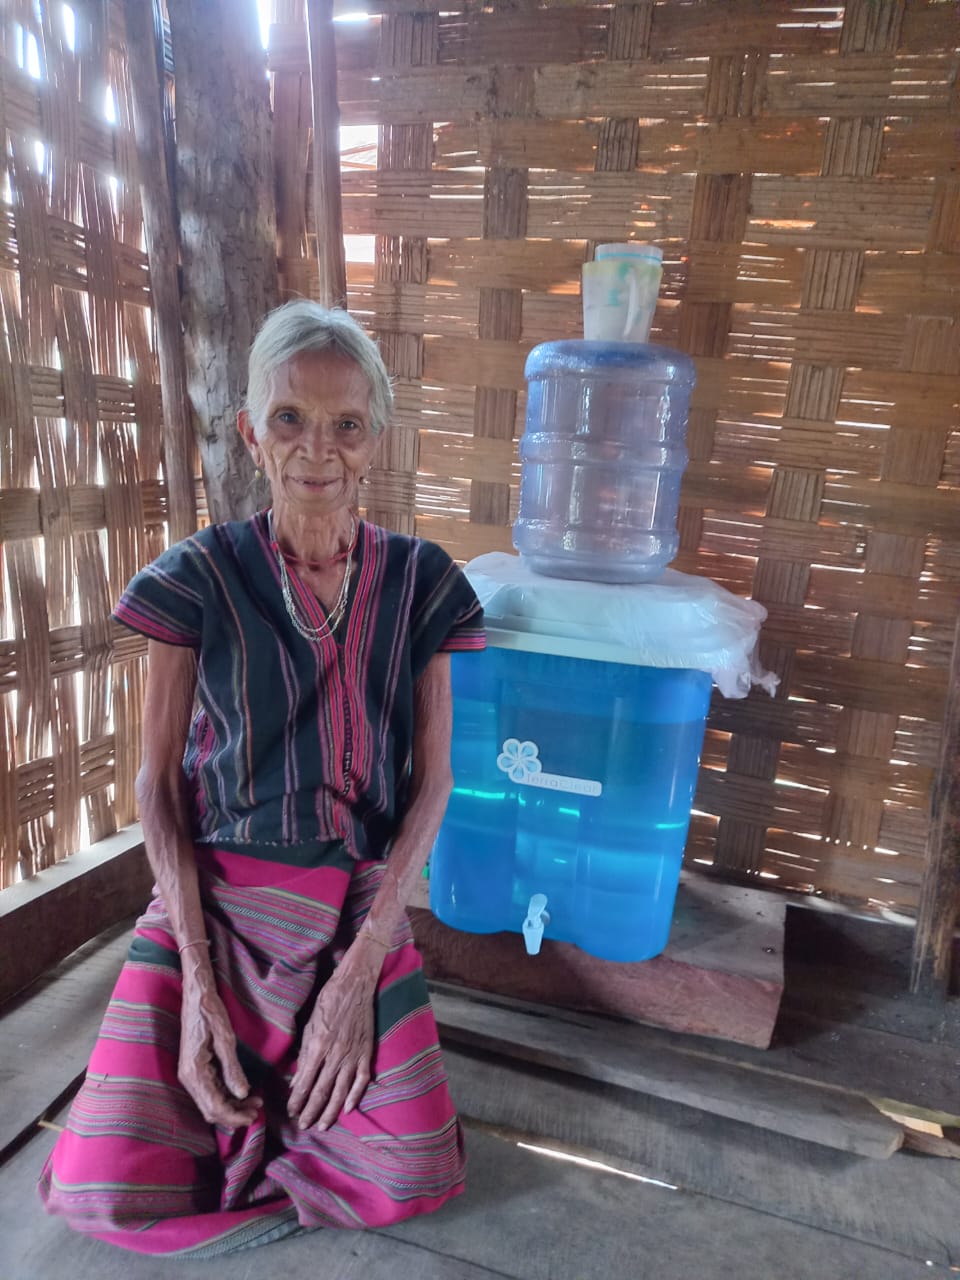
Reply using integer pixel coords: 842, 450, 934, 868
911, 603, 960, 996
123, 0, 197, 543
431, 987, 904, 1159
306, 0, 347, 306
440, 1049, 959, 1265
412, 873, 786, 1048
164, 0, 278, 522
0, 826, 151, 1006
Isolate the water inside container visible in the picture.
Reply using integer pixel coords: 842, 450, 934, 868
430, 648, 712, 962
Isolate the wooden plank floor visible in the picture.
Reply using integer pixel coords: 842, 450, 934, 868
431, 986, 905, 1157
444, 1047, 960, 1269
2, 916, 960, 1277
1, 1121, 950, 1279
0, 925, 131, 1158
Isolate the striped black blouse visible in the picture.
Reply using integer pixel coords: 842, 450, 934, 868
113, 512, 485, 862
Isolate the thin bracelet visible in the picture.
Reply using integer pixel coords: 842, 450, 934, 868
178, 938, 211, 955
360, 927, 393, 950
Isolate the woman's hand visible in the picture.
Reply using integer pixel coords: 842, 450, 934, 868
287, 653, 454, 1134
287, 944, 383, 1131
179, 968, 262, 1130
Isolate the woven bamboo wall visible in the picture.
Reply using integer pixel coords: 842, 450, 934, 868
0, 0, 165, 887
271, 0, 960, 914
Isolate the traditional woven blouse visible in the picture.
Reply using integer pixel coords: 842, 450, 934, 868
113, 512, 485, 861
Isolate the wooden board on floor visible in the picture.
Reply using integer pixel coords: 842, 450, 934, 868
0, 924, 132, 1158
0, 829, 151, 1005
0, 1119, 937, 1280
430, 986, 904, 1159
441, 1046, 960, 1270
751, 1007, 960, 1122
411, 872, 785, 1048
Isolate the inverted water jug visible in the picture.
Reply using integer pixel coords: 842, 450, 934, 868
513, 341, 696, 583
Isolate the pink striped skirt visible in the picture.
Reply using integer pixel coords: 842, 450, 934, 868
38, 844, 466, 1257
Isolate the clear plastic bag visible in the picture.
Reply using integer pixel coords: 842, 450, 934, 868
466, 552, 778, 699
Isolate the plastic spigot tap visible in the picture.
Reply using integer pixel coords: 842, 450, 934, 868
522, 894, 550, 956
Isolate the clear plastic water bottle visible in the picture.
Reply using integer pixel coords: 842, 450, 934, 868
513, 340, 696, 584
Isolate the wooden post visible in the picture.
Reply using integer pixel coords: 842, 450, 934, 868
123, 0, 197, 543
164, 0, 278, 523
305, 0, 347, 308
911, 605, 960, 996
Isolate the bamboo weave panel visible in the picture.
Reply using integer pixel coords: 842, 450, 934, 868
0, 0, 178, 887
273, 0, 960, 916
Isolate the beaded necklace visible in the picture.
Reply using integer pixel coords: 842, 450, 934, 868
269, 510, 357, 642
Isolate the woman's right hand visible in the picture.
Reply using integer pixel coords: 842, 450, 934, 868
179, 967, 262, 1130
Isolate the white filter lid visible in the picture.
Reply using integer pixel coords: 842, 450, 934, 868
466, 553, 778, 699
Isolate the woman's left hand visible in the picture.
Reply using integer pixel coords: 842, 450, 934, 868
287, 945, 382, 1131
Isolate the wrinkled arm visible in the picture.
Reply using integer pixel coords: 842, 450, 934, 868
358, 650, 455, 952
287, 652, 454, 1130
137, 640, 259, 1128
136, 640, 206, 955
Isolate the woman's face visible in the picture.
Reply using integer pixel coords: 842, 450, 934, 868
239, 349, 379, 519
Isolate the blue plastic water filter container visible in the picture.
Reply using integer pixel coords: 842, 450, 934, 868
429, 638, 713, 963
513, 341, 697, 584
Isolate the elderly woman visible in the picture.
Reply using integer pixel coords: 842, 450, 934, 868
39, 302, 484, 1257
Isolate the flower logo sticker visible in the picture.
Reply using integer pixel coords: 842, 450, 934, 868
495, 737, 603, 797
497, 738, 542, 783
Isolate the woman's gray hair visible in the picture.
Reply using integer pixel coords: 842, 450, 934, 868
245, 300, 393, 437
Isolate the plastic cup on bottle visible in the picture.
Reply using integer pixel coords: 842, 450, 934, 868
582, 243, 663, 343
